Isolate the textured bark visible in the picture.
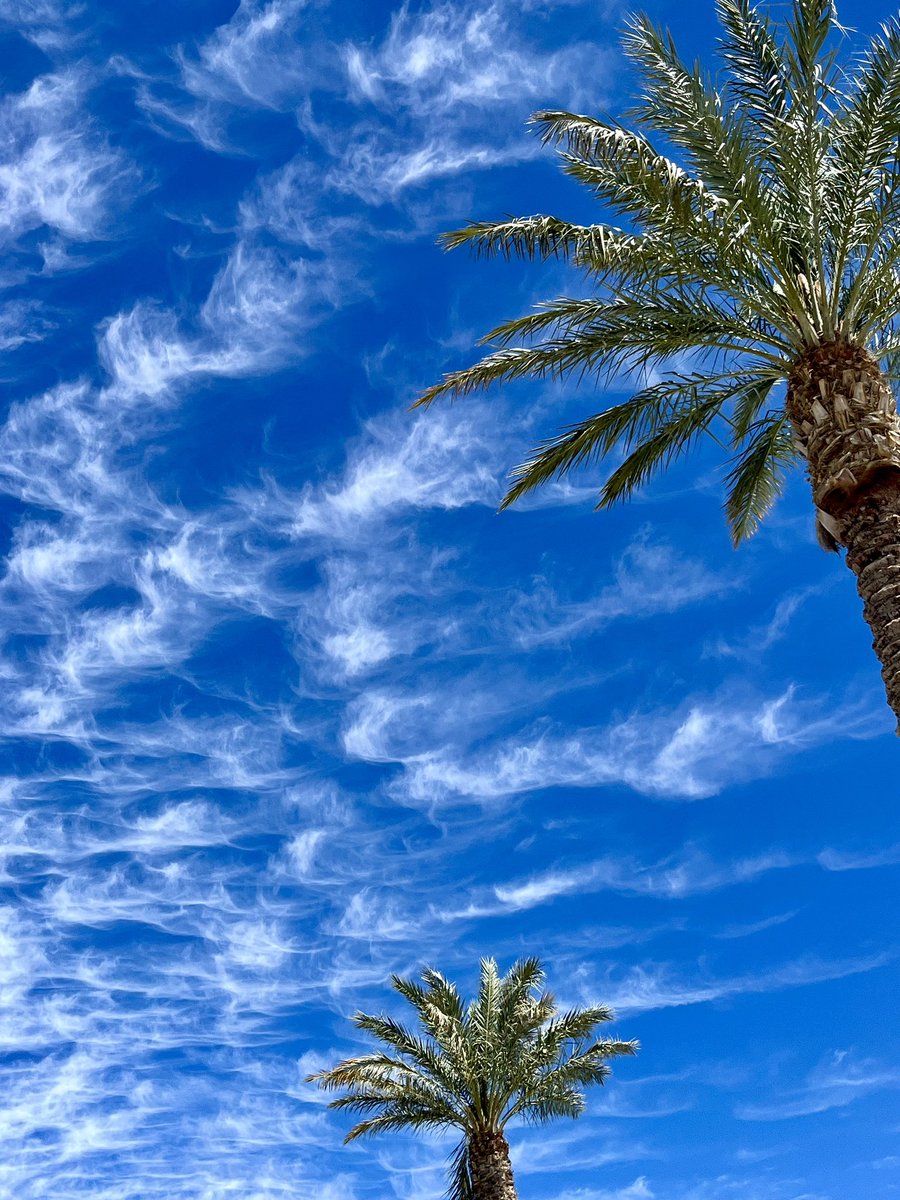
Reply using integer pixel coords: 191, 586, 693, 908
842, 475, 900, 723
469, 1130, 518, 1200
787, 339, 900, 726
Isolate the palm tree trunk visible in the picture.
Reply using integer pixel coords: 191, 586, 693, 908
787, 339, 900, 728
468, 1130, 518, 1200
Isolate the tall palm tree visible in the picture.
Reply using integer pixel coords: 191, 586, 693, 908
308, 957, 636, 1200
417, 0, 900, 725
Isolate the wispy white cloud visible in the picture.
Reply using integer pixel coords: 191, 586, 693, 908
99, 242, 328, 403
333, 0, 613, 199
594, 952, 894, 1016
98, 303, 197, 401
713, 911, 799, 940
325, 135, 529, 203
508, 535, 735, 648
199, 238, 323, 363
706, 588, 819, 661
275, 402, 511, 684
0, 379, 138, 515
129, 0, 320, 151
344, 683, 884, 806
646, 1175, 829, 1200
510, 1126, 656, 1176
292, 405, 502, 540
0, 298, 51, 351
179, 0, 314, 110
485, 847, 799, 914
553, 1180, 655, 1200
238, 155, 361, 250
817, 844, 900, 872
0, 70, 137, 255
346, 3, 571, 108
96, 134, 361, 405
132, 0, 612, 200
0, 0, 84, 52
330, 2, 613, 203
736, 1050, 900, 1120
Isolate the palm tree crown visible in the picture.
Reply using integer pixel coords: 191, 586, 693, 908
309, 957, 637, 1200
417, 0, 900, 723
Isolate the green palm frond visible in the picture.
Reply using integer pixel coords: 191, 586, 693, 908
313, 1058, 465, 1124
531, 112, 722, 238
492, 375, 720, 506
543, 1038, 638, 1084
830, 22, 900, 226
496, 956, 547, 1033
621, 14, 775, 208
392, 972, 464, 1050
728, 376, 779, 441
352, 1014, 439, 1064
517, 1088, 586, 1124
594, 392, 727, 510
500, 374, 756, 510
784, 0, 837, 84
448, 1138, 473, 1200
539, 1005, 616, 1044
499, 954, 544, 997
315, 1048, 436, 1088
439, 216, 641, 270
829, 20, 900, 326
416, 294, 789, 413
531, 111, 821, 343
850, 257, 900, 343
468, 958, 501, 1065
480, 290, 792, 358
531, 114, 757, 289
328, 1087, 456, 1120
341, 1109, 453, 1143
622, 14, 748, 190
554, 126, 714, 224
724, 415, 798, 543
716, 0, 789, 154
419, 968, 466, 1025
623, 12, 830, 335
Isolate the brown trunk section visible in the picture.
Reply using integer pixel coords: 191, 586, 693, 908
842, 476, 900, 722
787, 339, 900, 728
469, 1130, 518, 1200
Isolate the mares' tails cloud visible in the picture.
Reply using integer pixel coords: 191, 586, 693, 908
0, 1, 897, 1199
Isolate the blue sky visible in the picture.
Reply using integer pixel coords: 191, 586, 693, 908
0, 0, 899, 1197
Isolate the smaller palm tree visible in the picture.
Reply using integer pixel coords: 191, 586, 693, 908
308, 957, 637, 1200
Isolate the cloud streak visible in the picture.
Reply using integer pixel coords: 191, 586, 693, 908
595, 952, 894, 1016
736, 1050, 900, 1120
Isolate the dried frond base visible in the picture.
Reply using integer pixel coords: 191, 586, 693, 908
788, 340, 900, 537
